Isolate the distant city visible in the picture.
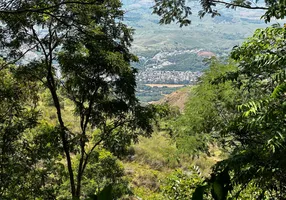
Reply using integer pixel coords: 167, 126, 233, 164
137, 69, 202, 84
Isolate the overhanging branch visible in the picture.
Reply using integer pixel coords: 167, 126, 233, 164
0, 0, 99, 14
213, 0, 268, 10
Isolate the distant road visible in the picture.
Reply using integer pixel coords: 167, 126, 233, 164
145, 84, 186, 88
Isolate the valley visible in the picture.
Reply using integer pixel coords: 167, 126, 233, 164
121, 0, 278, 102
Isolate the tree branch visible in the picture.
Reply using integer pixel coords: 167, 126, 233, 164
0, 1, 99, 14
213, 0, 268, 10
0, 44, 38, 70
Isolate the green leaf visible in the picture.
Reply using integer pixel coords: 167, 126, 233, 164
192, 185, 207, 200
97, 185, 113, 200
211, 180, 225, 200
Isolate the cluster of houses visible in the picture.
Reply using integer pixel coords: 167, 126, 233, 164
137, 69, 203, 84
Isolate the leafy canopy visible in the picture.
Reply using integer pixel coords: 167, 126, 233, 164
212, 25, 286, 198
0, 0, 161, 199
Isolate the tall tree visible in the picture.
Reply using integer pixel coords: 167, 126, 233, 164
0, 0, 157, 199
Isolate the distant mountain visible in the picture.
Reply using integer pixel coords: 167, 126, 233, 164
122, 0, 281, 102
122, 0, 270, 72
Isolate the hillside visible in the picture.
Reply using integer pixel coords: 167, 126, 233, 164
152, 87, 192, 112
123, 129, 223, 200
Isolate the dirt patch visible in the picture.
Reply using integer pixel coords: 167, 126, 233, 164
152, 87, 191, 112
197, 51, 216, 57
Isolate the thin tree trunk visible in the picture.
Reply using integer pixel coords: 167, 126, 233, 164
47, 73, 76, 198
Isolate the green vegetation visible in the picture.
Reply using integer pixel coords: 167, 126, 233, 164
136, 84, 181, 102
1, 0, 286, 199
172, 60, 239, 155
123, 131, 222, 199
210, 25, 286, 199
160, 25, 286, 198
0, 1, 160, 199
160, 53, 205, 71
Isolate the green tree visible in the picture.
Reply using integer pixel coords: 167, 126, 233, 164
0, 60, 42, 198
172, 59, 239, 155
0, 0, 158, 199
211, 25, 286, 199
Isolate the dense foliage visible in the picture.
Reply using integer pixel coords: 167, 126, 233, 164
211, 25, 286, 199
0, 0, 161, 199
172, 59, 239, 155
0, 61, 40, 198
168, 25, 286, 199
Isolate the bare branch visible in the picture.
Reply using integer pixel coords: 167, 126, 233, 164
0, 44, 38, 70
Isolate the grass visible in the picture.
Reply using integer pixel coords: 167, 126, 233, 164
122, 130, 225, 199
131, 132, 179, 169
